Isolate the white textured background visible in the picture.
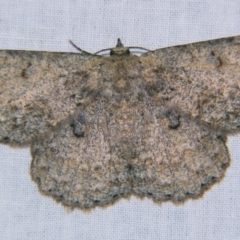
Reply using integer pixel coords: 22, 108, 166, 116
1, 1, 240, 240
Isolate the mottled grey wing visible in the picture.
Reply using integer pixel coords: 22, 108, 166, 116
131, 111, 229, 202
31, 111, 132, 209
142, 36, 240, 132
30, 100, 229, 209
0, 50, 92, 145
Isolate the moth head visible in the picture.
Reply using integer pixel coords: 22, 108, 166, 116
110, 38, 131, 56
69, 38, 151, 56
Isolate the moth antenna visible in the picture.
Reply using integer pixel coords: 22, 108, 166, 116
128, 46, 152, 52
94, 39, 152, 55
94, 48, 114, 55
69, 39, 96, 56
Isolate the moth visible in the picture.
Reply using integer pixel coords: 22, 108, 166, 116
0, 36, 240, 210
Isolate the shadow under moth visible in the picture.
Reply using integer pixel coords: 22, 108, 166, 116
0, 36, 240, 210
